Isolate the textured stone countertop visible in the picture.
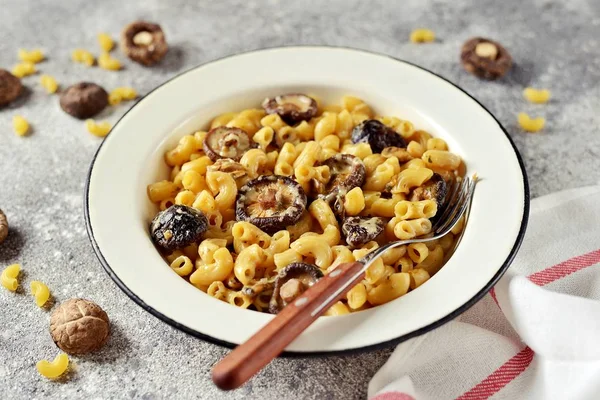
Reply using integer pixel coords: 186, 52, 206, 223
1, 0, 599, 399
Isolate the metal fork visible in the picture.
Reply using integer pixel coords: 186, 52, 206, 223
213, 175, 478, 390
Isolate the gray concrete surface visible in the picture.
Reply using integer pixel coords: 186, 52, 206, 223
1, 0, 599, 399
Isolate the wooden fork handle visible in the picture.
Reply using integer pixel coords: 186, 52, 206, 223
212, 261, 365, 390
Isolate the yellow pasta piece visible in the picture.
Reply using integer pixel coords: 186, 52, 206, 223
1, 264, 20, 291
518, 113, 545, 133
97, 33, 115, 52
12, 62, 36, 78
98, 52, 122, 71
324, 301, 350, 316
30, 281, 51, 307
13, 115, 30, 136
36, 353, 69, 379
169, 255, 194, 277
71, 49, 95, 67
111, 87, 137, 101
85, 119, 112, 137
109, 91, 122, 106
18, 48, 45, 63
410, 29, 435, 43
523, 88, 551, 104
40, 74, 59, 94
347, 283, 368, 310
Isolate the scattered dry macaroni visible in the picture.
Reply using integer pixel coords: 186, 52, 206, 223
98, 52, 122, 71
410, 29, 435, 43
12, 62, 36, 78
523, 88, 551, 104
86, 119, 112, 137
1, 264, 21, 291
36, 353, 69, 379
97, 33, 115, 52
71, 49, 95, 67
148, 96, 464, 313
30, 281, 51, 307
18, 49, 45, 63
13, 115, 30, 136
518, 112, 545, 133
40, 74, 59, 94
108, 87, 138, 105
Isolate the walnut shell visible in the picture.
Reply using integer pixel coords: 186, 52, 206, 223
50, 298, 110, 355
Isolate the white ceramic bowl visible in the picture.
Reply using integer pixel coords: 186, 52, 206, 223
85, 46, 529, 354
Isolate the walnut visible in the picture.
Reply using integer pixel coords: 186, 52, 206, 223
0, 209, 8, 244
50, 298, 110, 355
207, 158, 247, 179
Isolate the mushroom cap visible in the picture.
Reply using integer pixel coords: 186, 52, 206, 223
460, 37, 512, 80
410, 173, 448, 208
150, 204, 208, 251
59, 82, 108, 119
203, 127, 253, 162
121, 20, 168, 66
50, 298, 110, 355
262, 93, 318, 125
351, 119, 406, 153
342, 216, 385, 248
236, 175, 307, 233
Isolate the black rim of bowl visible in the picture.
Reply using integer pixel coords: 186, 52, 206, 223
83, 45, 530, 357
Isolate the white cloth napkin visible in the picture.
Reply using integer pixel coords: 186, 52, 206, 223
368, 186, 600, 400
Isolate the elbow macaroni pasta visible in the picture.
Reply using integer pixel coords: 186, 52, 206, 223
148, 96, 466, 313
1, 264, 20, 291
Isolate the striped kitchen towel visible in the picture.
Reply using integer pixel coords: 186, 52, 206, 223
369, 186, 600, 400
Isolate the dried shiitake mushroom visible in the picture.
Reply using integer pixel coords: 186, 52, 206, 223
410, 173, 448, 208
317, 154, 366, 215
269, 262, 323, 314
121, 21, 168, 66
0, 209, 8, 244
207, 158, 247, 179
236, 175, 307, 233
59, 82, 109, 119
203, 127, 254, 162
0, 69, 22, 107
50, 298, 110, 355
262, 94, 318, 125
351, 119, 406, 153
342, 216, 385, 248
150, 204, 208, 251
461, 37, 512, 80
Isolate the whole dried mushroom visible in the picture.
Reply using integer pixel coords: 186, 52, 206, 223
121, 21, 168, 66
351, 119, 406, 153
0, 69, 22, 107
50, 298, 110, 355
236, 175, 307, 233
59, 82, 109, 119
0, 209, 8, 244
262, 93, 318, 125
461, 37, 512, 80
342, 216, 385, 248
151, 204, 208, 251
269, 262, 323, 314
203, 127, 254, 162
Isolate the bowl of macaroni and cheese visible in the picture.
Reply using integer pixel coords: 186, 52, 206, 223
85, 46, 529, 353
